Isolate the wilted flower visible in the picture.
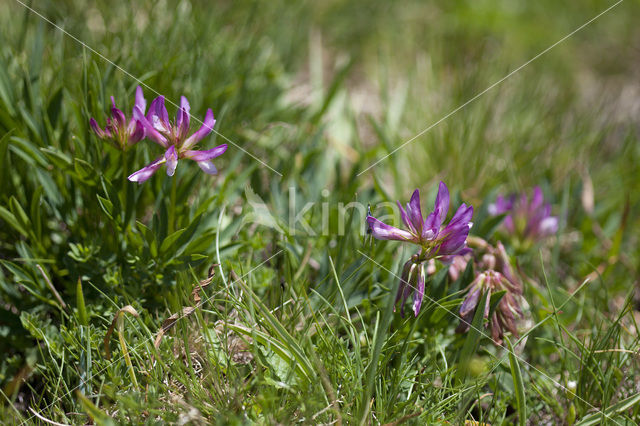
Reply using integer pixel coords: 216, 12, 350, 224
457, 269, 523, 345
128, 95, 227, 183
455, 238, 524, 345
489, 186, 558, 242
367, 182, 474, 316
90, 86, 147, 150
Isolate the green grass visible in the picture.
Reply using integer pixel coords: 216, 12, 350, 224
1, 0, 639, 424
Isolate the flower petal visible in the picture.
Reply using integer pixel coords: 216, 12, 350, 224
530, 186, 543, 211
448, 203, 474, 228
433, 181, 450, 227
110, 106, 126, 129
165, 145, 178, 177
405, 189, 423, 236
182, 109, 215, 150
183, 144, 228, 161
147, 96, 170, 134
176, 96, 191, 140
128, 119, 145, 145
539, 216, 558, 236
460, 286, 481, 317
89, 118, 107, 139
400, 263, 417, 317
134, 106, 168, 147
366, 216, 415, 242
438, 204, 473, 256
396, 260, 413, 305
197, 160, 218, 175
412, 263, 426, 317
128, 157, 165, 183
437, 228, 469, 256
134, 85, 146, 114
397, 201, 413, 232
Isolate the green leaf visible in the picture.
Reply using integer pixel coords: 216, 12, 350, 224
574, 392, 640, 426
29, 185, 44, 243
506, 336, 526, 426
77, 277, 89, 327
0, 206, 28, 238
101, 176, 122, 220
478, 212, 507, 239
74, 158, 98, 185
456, 291, 488, 384
488, 290, 507, 318
228, 323, 308, 382
40, 146, 73, 170
234, 277, 316, 382
159, 228, 187, 256
9, 136, 47, 166
46, 87, 64, 126
96, 195, 113, 219
76, 391, 116, 426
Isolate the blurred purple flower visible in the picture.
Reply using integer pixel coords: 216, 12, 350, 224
90, 86, 147, 150
488, 186, 558, 241
128, 95, 227, 183
367, 182, 474, 316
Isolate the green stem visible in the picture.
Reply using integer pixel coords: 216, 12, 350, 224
359, 270, 401, 424
117, 316, 139, 390
168, 175, 177, 234
121, 149, 128, 224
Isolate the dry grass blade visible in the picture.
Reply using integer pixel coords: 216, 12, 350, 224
152, 265, 216, 355
27, 407, 71, 426
36, 264, 67, 311
103, 305, 139, 360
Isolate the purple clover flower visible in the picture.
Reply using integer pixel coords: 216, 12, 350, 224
90, 86, 147, 150
366, 182, 474, 316
488, 187, 558, 242
128, 95, 227, 183
367, 182, 473, 259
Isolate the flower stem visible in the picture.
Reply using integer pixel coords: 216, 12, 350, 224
359, 269, 401, 423
168, 175, 177, 234
121, 149, 128, 224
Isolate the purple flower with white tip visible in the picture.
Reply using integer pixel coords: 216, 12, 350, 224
489, 186, 558, 242
90, 86, 147, 150
128, 95, 227, 183
367, 182, 474, 316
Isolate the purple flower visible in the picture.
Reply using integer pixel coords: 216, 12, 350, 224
128, 95, 227, 183
366, 182, 473, 260
367, 182, 474, 316
455, 238, 524, 345
489, 187, 558, 242
457, 269, 523, 345
90, 86, 147, 150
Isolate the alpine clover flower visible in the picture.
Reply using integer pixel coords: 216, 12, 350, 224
488, 186, 558, 243
90, 86, 147, 150
128, 95, 227, 183
456, 238, 524, 345
366, 182, 474, 316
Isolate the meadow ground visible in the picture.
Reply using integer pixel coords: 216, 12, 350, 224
0, 0, 639, 424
